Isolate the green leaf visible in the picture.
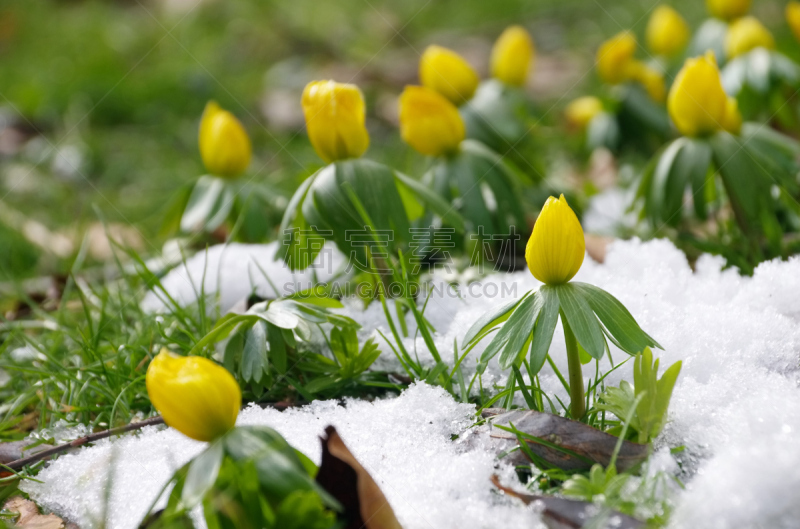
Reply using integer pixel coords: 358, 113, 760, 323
224, 427, 311, 493
555, 284, 605, 360
653, 359, 682, 438
304, 159, 412, 260
273, 490, 336, 529
223, 326, 245, 374
277, 172, 322, 270
572, 282, 661, 355
242, 321, 268, 383
461, 140, 527, 232
425, 361, 450, 384
266, 322, 287, 374
649, 138, 712, 226
498, 293, 542, 369
711, 131, 776, 235
181, 441, 224, 508
529, 286, 560, 375
462, 296, 523, 348
285, 286, 345, 308
394, 169, 466, 233
180, 175, 234, 233
478, 292, 533, 364
259, 304, 301, 330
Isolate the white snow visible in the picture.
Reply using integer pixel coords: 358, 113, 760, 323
24, 238, 800, 529
22, 384, 541, 529
140, 241, 346, 314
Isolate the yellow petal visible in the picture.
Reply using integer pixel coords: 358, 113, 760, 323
398, 85, 465, 157
198, 101, 252, 178
419, 45, 479, 105
646, 5, 690, 57
525, 195, 585, 285
721, 96, 742, 134
565, 96, 603, 130
146, 349, 241, 442
725, 16, 775, 59
596, 31, 638, 85
302, 80, 370, 164
667, 52, 729, 137
706, 0, 751, 21
490, 25, 535, 87
788, 2, 800, 43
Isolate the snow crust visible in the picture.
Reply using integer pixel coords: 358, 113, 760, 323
26, 238, 800, 529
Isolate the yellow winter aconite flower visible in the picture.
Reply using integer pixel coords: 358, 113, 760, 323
706, 0, 751, 21
146, 349, 241, 442
667, 52, 731, 137
490, 25, 535, 87
525, 195, 585, 285
302, 80, 370, 164
725, 16, 775, 58
722, 96, 742, 134
199, 101, 252, 178
419, 45, 479, 105
788, 2, 800, 43
398, 86, 465, 157
565, 96, 603, 130
646, 5, 690, 57
596, 31, 638, 84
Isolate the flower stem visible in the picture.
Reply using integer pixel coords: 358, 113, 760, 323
562, 317, 586, 420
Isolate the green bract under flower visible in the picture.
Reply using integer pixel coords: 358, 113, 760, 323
463, 282, 661, 375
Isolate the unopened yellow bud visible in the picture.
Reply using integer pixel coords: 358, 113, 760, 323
667, 52, 729, 137
302, 80, 370, 164
788, 2, 800, 43
398, 86, 465, 157
725, 16, 775, 59
199, 101, 252, 178
565, 96, 603, 130
706, 0, 751, 21
646, 5, 690, 57
146, 349, 241, 442
490, 25, 535, 87
526, 195, 585, 285
596, 31, 638, 84
419, 45, 479, 105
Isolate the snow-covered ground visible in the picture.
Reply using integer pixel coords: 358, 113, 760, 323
23, 238, 800, 529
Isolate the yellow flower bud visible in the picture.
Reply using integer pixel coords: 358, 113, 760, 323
525, 195, 585, 285
596, 31, 638, 84
706, 0, 751, 21
565, 96, 603, 130
199, 101, 252, 179
646, 5, 690, 57
725, 16, 775, 59
667, 52, 729, 137
301, 80, 370, 164
146, 349, 241, 442
419, 45, 479, 105
490, 25, 535, 87
398, 86, 465, 157
722, 96, 742, 134
788, 2, 800, 43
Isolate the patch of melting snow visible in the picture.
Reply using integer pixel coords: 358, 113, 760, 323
28, 238, 800, 529
22, 384, 540, 529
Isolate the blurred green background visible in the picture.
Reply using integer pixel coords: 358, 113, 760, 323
0, 0, 791, 280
